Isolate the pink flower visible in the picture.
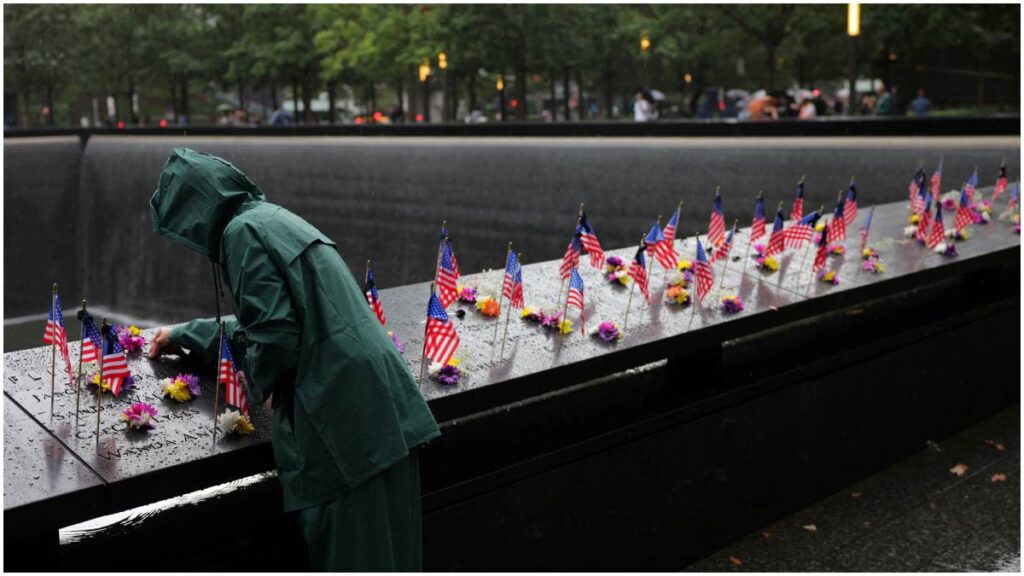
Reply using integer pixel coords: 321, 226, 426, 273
120, 402, 158, 430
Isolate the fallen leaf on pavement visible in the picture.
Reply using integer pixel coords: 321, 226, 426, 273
729, 556, 743, 567
990, 473, 1008, 483
851, 491, 862, 498
761, 530, 772, 539
845, 308, 863, 316
802, 524, 817, 532
949, 463, 969, 477
984, 439, 1006, 452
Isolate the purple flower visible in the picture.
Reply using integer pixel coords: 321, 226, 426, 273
437, 364, 461, 385
752, 243, 767, 257
120, 402, 158, 430
596, 321, 621, 342
115, 325, 146, 353
541, 312, 564, 329
941, 243, 958, 257
177, 373, 201, 397
389, 332, 405, 354
1015, 223, 1020, 235
941, 198, 957, 211
721, 296, 745, 313
605, 255, 623, 268
457, 286, 478, 303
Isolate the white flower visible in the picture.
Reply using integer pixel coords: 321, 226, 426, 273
427, 361, 443, 378
218, 409, 242, 434
933, 242, 948, 253
903, 225, 918, 238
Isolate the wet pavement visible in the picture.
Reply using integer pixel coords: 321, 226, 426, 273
687, 406, 1021, 572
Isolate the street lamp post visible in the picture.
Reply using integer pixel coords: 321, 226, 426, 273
497, 74, 506, 122
847, 3, 860, 116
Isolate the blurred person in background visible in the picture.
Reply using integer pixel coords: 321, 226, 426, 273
875, 82, 893, 116
633, 88, 654, 122
910, 89, 932, 116
747, 92, 782, 121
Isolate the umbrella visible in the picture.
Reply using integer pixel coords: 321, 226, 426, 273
649, 89, 666, 102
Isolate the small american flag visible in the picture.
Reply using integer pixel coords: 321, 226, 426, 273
829, 197, 847, 242
510, 255, 525, 310
567, 267, 586, 333
993, 161, 1008, 200
843, 180, 858, 227
929, 159, 943, 200
43, 292, 74, 385
425, 291, 460, 365
765, 208, 786, 257
791, 180, 805, 221
437, 240, 460, 308
954, 185, 973, 231
964, 169, 978, 203
364, 266, 386, 326
80, 312, 103, 363
646, 221, 676, 270
559, 233, 582, 281
927, 202, 945, 249
750, 194, 766, 242
784, 210, 820, 249
859, 206, 874, 252
628, 241, 651, 304
911, 177, 927, 215
502, 251, 519, 301
693, 237, 714, 304
909, 167, 924, 202
707, 191, 726, 247
661, 207, 681, 264
1008, 181, 1018, 212
578, 209, 605, 268
101, 325, 131, 396
220, 331, 248, 414
916, 196, 932, 241
812, 222, 829, 273
711, 223, 735, 264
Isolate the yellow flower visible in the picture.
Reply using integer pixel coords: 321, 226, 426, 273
447, 358, 461, 367
520, 307, 533, 318
558, 319, 574, 334
128, 325, 141, 336
162, 378, 192, 402
475, 297, 500, 317
815, 221, 826, 232
666, 285, 690, 305
677, 259, 693, 271
908, 214, 920, 225
90, 373, 111, 392
456, 283, 465, 293
615, 271, 631, 286
874, 261, 886, 272
237, 415, 255, 435
763, 257, 779, 271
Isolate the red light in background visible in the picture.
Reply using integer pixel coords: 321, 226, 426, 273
510, 98, 519, 108
718, 101, 725, 111
372, 111, 383, 122
159, 119, 168, 128
416, 114, 424, 122
812, 89, 821, 97
355, 117, 363, 124
116, 121, 125, 129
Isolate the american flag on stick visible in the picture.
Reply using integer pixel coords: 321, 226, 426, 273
964, 169, 978, 203
927, 201, 945, 250
510, 254, 525, 310
425, 291, 460, 365
661, 205, 681, 264
566, 267, 586, 333
80, 311, 103, 364
911, 176, 928, 215
502, 250, 519, 302
646, 218, 676, 270
791, 177, 805, 221
559, 233, 582, 281
954, 184, 973, 232
437, 240, 459, 308
829, 193, 847, 242
843, 179, 858, 227
750, 192, 766, 243
812, 221, 829, 273
707, 189, 726, 247
859, 206, 874, 252
220, 330, 248, 415
784, 209, 820, 249
693, 237, 715, 304
364, 263, 386, 326
993, 159, 1009, 200
43, 291, 74, 385
929, 158, 943, 200
711, 222, 736, 264
1007, 181, 1018, 213
765, 205, 786, 257
100, 324, 131, 397
628, 241, 651, 304
909, 165, 925, 203
916, 195, 933, 241
577, 208, 605, 268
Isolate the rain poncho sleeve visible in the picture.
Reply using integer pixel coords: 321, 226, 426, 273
170, 316, 241, 367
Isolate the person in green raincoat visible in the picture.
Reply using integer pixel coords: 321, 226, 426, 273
147, 148, 440, 571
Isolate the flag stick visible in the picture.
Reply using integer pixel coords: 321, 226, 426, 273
716, 221, 738, 298
365, 259, 371, 288
95, 317, 107, 442
433, 220, 447, 285
212, 321, 223, 446
418, 282, 436, 385
49, 283, 57, 414
492, 242, 512, 352
75, 299, 86, 426
623, 236, 645, 332
499, 253, 521, 359
686, 234, 701, 331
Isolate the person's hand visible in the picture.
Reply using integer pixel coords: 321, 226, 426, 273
147, 327, 182, 359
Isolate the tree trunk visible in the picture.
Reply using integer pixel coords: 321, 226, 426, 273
563, 66, 571, 121
408, 69, 418, 121
169, 79, 179, 121
448, 75, 458, 122
180, 78, 190, 120
764, 43, 776, 92
292, 79, 300, 122
603, 64, 614, 119
576, 71, 586, 120
270, 82, 278, 110
396, 79, 405, 122
515, 62, 527, 121
302, 82, 313, 124
369, 83, 377, 113
549, 75, 556, 121
467, 74, 477, 112
20, 84, 31, 128
237, 76, 246, 114
327, 82, 337, 125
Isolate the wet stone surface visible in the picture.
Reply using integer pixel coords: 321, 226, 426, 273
3, 192, 1019, 519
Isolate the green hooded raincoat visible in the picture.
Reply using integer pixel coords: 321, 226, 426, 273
150, 148, 439, 570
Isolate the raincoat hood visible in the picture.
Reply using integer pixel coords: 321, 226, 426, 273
150, 148, 266, 260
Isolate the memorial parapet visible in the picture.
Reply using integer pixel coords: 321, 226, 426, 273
4, 193, 1020, 567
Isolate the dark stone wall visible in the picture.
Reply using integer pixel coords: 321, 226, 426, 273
6, 134, 1020, 321
3, 136, 82, 317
